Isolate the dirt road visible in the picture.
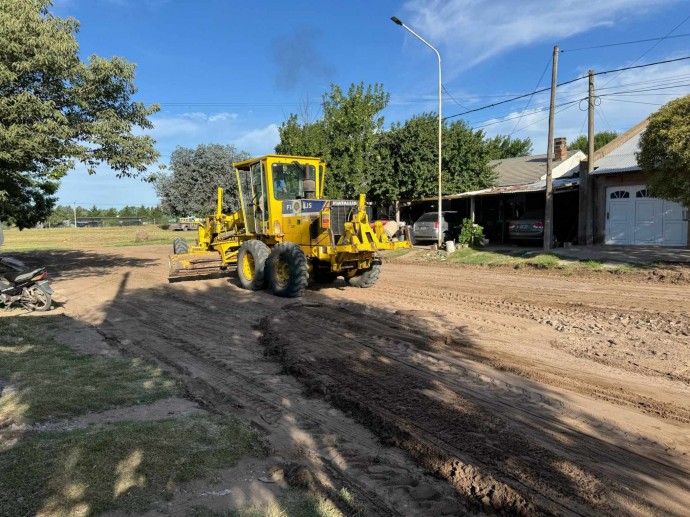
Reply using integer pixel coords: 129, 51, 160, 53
36, 246, 690, 515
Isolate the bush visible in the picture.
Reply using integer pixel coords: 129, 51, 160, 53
458, 218, 484, 247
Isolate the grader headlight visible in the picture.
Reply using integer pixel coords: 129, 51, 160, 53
274, 220, 282, 235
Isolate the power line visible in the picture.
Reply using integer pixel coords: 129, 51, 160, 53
600, 14, 690, 88
510, 57, 551, 135
470, 100, 581, 130
605, 98, 666, 106
442, 84, 470, 110
561, 32, 690, 52
443, 55, 690, 121
511, 102, 579, 134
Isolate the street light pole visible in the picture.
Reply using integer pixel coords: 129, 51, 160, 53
391, 16, 443, 248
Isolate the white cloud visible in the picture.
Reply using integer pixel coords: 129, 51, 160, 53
402, 0, 680, 70
208, 112, 238, 123
235, 124, 281, 155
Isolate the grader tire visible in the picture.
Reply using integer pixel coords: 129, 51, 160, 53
346, 264, 382, 288
172, 237, 188, 255
237, 240, 270, 291
266, 242, 309, 298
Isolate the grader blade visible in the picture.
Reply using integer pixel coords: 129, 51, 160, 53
168, 251, 224, 277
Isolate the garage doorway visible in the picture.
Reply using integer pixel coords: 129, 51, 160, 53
605, 185, 688, 246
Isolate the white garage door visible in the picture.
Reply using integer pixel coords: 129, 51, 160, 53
605, 185, 688, 246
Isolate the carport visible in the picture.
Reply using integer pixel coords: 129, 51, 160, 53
402, 177, 580, 245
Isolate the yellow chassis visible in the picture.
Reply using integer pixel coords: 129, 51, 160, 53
169, 191, 411, 277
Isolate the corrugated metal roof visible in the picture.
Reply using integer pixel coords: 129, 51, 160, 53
489, 150, 581, 186
592, 131, 642, 175
411, 176, 579, 203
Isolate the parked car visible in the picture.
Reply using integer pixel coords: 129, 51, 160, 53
508, 210, 548, 244
412, 211, 460, 244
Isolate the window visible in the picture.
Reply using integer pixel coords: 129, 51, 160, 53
272, 162, 316, 200
636, 189, 649, 198
610, 190, 630, 199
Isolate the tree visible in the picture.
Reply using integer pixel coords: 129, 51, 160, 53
444, 120, 497, 194
638, 95, 690, 206
153, 144, 250, 217
0, 0, 159, 228
320, 83, 389, 199
486, 135, 533, 159
568, 131, 619, 154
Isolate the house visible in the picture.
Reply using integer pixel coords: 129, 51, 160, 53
402, 138, 585, 244
582, 120, 689, 247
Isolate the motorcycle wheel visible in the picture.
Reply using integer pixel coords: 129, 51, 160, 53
22, 285, 52, 312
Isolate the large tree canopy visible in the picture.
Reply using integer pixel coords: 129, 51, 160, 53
637, 95, 690, 207
153, 144, 250, 217
568, 131, 619, 154
0, 0, 159, 228
486, 135, 533, 160
276, 83, 525, 205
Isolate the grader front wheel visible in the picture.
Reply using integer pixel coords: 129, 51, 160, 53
346, 264, 382, 288
237, 240, 270, 291
172, 237, 188, 255
266, 242, 309, 297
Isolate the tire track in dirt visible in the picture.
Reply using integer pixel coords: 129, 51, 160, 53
69, 277, 465, 516
254, 301, 690, 516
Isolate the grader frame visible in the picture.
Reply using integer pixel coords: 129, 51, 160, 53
168, 154, 411, 297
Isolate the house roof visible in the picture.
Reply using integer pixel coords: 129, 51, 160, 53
489, 150, 582, 186
588, 117, 649, 175
592, 131, 643, 175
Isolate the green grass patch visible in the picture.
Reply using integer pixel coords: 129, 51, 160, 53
578, 260, 604, 270
0, 416, 264, 516
446, 248, 518, 266
1, 226, 187, 251
525, 253, 562, 269
0, 318, 178, 424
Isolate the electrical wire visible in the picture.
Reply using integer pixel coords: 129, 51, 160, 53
561, 33, 690, 52
605, 98, 666, 106
442, 84, 470, 110
510, 57, 551, 135
596, 105, 613, 132
600, 14, 690, 88
510, 102, 579, 134
470, 99, 581, 130
443, 55, 690, 121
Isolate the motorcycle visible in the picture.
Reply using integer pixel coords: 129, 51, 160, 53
0, 256, 53, 311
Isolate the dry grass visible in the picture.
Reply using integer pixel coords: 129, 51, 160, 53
0, 318, 179, 424
0, 416, 265, 516
1, 226, 190, 251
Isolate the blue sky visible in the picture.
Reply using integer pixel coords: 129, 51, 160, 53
52, 0, 690, 208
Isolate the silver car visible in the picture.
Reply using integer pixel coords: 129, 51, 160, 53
412, 211, 459, 244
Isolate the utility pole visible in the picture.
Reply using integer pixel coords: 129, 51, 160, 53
72, 202, 77, 228
586, 69, 595, 244
544, 45, 558, 251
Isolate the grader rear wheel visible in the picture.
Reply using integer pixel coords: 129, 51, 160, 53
266, 242, 309, 297
237, 240, 270, 291
346, 264, 382, 288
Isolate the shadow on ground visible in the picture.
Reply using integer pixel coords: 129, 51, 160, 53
1, 248, 689, 516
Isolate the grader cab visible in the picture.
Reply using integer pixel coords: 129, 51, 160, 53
168, 154, 411, 297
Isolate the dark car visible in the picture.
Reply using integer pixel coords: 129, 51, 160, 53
412, 211, 460, 244
508, 210, 545, 243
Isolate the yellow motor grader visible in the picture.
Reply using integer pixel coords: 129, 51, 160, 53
168, 154, 411, 297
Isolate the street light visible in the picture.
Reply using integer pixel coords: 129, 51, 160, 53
391, 16, 443, 248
